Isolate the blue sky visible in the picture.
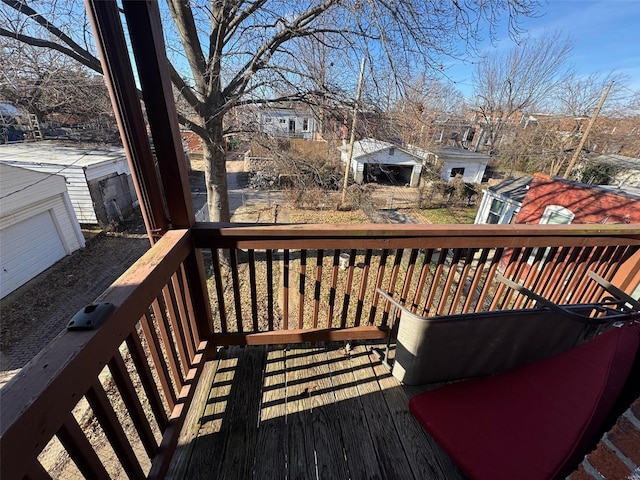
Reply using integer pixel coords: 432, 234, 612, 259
445, 0, 640, 98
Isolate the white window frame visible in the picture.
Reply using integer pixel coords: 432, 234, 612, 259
486, 198, 504, 224
529, 205, 575, 268
540, 205, 575, 225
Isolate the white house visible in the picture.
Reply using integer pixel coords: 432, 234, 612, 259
410, 145, 490, 183
340, 138, 423, 188
260, 108, 316, 140
0, 141, 137, 225
0, 164, 85, 298
474, 176, 532, 224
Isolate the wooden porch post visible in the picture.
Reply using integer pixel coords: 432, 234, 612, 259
84, 0, 214, 340
84, 0, 168, 243
121, 0, 214, 342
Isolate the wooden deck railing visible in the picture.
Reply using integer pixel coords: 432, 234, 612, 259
0, 229, 207, 480
192, 223, 640, 345
1, 223, 639, 479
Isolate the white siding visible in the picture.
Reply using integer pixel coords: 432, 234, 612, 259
0, 210, 67, 297
1, 143, 132, 224
342, 141, 423, 187
2, 161, 96, 223
0, 164, 85, 297
474, 190, 521, 225
441, 159, 487, 183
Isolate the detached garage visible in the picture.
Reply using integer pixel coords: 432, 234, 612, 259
0, 164, 85, 298
340, 138, 423, 188
0, 142, 137, 225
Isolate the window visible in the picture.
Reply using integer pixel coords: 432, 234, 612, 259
529, 205, 575, 268
279, 118, 286, 124
450, 167, 465, 177
540, 205, 574, 225
486, 198, 504, 224
264, 117, 272, 123
302, 118, 310, 131
389, 147, 395, 156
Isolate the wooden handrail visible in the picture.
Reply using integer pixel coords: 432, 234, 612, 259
193, 223, 640, 345
0, 229, 199, 480
192, 222, 640, 249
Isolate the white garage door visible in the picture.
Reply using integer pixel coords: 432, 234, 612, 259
1, 210, 67, 298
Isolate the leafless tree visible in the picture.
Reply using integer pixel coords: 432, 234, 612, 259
0, 39, 112, 128
555, 72, 627, 118
1, 0, 538, 221
472, 32, 572, 154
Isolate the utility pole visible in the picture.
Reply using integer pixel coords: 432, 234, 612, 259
341, 57, 366, 207
562, 83, 612, 178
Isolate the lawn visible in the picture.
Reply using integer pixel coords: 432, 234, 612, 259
416, 205, 479, 224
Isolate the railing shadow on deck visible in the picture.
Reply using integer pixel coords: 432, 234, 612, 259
167, 344, 466, 480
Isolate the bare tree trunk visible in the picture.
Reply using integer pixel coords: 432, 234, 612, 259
203, 117, 231, 222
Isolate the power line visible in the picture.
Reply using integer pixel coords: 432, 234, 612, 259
0, 146, 101, 200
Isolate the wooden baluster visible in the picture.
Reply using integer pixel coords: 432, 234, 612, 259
462, 248, 489, 314
210, 248, 228, 333
298, 249, 307, 329
326, 250, 340, 328
354, 249, 373, 326
108, 350, 158, 457
412, 249, 434, 314
86, 380, 146, 479
150, 298, 184, 392
126, 327, 169, 428
57, 413, 111, 479
340, 249, 357, 329
248, 249, 259, 331
312, 250, 323, 329
267, 249, 274, 331
368, 249, 389, 325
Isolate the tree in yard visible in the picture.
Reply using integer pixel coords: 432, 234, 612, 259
0, 38, 113, 128
472, 32, 572, 154
385, 75, 466, 148
1, 0, 539, 222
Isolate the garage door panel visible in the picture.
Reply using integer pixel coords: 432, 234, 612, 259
1, 211, 67, 298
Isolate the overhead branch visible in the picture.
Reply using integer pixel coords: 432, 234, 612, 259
222, 0, 339, 100
0, 29, 102, 74
168, 61, 206, 115
1, 0, 102, 72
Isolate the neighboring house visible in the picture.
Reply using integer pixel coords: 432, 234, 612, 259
0, 141, 137, 225
340, 138, 423, 188
584, 154, 640, 188
515, 173, 640, 225
260, 107, 317, 140
428, 113, 476, 150
411, 145, 490, 183
0, 164, 85, 298
474, 176, 532, 225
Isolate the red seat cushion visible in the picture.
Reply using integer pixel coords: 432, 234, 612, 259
409, 323, 640, 480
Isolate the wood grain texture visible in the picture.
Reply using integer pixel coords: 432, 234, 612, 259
175, 344, 474, 479
286, 346, 318, 480
253, 347, 287, 479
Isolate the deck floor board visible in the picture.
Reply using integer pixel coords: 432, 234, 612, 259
171, 343, 466, 480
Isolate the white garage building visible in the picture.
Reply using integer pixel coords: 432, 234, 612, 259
341, 139, 423, 187
0, 164, 85, 298
0, 142, 137, 225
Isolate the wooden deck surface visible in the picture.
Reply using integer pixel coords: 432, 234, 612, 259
168, 343, 466, 480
